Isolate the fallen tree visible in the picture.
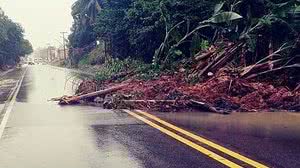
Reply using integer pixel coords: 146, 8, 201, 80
52, 84, 128, 105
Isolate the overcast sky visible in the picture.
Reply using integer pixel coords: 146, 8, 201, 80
0, 0, 76, 49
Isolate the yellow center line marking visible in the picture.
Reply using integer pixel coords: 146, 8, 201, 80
136, 110, 269, 168
125, 110, 243, 168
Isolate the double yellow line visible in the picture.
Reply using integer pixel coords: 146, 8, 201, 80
124, 110, 268, 168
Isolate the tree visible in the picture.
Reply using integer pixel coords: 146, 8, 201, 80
94, 0, 133, 59
0, 8, 33, 68
72, 0, 102, 24
20, 39, 33, 56
69, 0, 102, 48
70, 0, 300, 71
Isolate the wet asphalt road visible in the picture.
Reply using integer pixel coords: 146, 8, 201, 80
0, 65, 299, 168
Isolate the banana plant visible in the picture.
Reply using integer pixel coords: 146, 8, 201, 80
154, 2, 243, 66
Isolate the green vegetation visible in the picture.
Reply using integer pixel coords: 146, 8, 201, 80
0, 9, 33, 69
93, 57, 160, 82
69, 0, 300, 84
78, 46, 106, 66
77, 45, 161, 82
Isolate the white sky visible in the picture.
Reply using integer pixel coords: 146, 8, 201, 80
0, 0, 76, 49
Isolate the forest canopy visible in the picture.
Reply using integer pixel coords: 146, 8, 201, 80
68, 0, 300, 81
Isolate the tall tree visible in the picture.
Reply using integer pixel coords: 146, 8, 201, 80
0, 8, 33, 68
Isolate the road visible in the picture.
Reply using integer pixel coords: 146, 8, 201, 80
0, 65, 299, 168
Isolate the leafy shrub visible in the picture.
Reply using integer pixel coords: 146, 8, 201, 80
95, 58, 160, 82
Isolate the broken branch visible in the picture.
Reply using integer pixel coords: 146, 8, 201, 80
54, 84, 129, 105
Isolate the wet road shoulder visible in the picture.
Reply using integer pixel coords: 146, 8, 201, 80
0, 68, 27, 135
0, 68, 27, 139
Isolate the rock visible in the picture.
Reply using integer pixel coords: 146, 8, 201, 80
103, 95, 113, 109
207, 72, 214, 77
179, 68, 186, 73
94, 97, 104, 103
214, 97, 240, 110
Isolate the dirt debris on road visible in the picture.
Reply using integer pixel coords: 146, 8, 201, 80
52, 39, 300, 113
52, 69, 300, 113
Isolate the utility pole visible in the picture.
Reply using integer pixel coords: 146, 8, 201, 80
60, 32, 67, 60
46, 43, 51, 62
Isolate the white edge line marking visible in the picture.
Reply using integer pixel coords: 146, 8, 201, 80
0, 68, 27, 139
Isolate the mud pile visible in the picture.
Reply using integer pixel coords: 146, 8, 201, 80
75, 71, 300, 112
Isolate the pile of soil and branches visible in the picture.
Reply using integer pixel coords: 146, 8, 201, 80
52, 39, 299, 114
52, 68, 299, 113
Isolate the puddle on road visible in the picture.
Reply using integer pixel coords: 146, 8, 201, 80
157, 112, 300, 141
16, 66, 77, 104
